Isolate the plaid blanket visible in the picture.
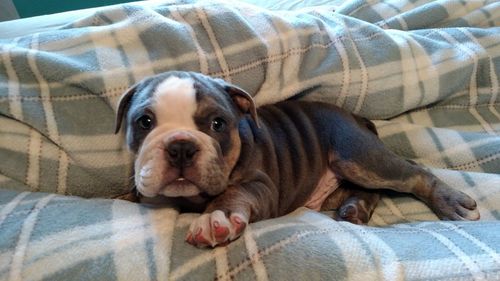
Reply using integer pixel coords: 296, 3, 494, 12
0, 0, 499, 280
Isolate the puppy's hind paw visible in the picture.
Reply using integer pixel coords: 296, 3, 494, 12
337, 202, 368, 225
431, 187, 480, 221
186, 210, 248, 248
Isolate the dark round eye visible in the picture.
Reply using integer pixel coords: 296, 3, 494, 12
137, 115, 154, 130
211, 117, 227, 132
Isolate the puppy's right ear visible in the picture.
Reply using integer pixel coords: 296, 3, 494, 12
114, 85, 137, 134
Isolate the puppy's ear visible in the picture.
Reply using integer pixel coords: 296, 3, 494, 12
222, 82, 260, 127
114, 85, 137, 134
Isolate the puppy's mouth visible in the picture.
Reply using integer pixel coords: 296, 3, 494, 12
172, 177, 189, 185
160, 177, 202, 197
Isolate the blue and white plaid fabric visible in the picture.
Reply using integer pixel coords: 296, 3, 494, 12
0, 0, 499, 280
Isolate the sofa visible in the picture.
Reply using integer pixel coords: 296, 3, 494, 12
0, 0, 499, 280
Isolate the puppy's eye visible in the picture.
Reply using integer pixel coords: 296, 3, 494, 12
211, 117, 227, 132
137, 115, 154, 130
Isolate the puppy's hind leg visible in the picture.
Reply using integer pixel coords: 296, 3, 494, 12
321, 182, 380, 224
327, 125, 479, 221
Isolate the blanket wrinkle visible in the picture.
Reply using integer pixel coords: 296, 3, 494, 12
0, 0, 499, 280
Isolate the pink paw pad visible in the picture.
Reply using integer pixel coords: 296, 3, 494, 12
230, 215, 247, 235
194, 230, 210, 246
213, 221, 230, 242
186, 210, 248, 247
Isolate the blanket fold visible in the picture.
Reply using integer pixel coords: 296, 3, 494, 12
0, 0, 499, 280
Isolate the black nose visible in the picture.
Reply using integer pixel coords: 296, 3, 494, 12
166, 140, 198, 168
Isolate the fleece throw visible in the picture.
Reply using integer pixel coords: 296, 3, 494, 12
0, 0, 499, 280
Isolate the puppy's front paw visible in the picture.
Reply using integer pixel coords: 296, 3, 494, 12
186, 210, 248, 248
431, 186, 480, 221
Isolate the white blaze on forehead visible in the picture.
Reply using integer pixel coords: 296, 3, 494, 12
152, 76, 197, 129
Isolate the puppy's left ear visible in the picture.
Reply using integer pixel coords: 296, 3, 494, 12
223, 83, 260, 127
114, 85, 137, 134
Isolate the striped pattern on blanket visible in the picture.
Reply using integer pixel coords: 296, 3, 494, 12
0, 0, 499, 280
1, 190, 500, 280
0, 0, 498, 198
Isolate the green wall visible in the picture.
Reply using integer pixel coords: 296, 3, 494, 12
12, 0, 137, 18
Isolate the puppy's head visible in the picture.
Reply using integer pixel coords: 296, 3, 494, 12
115, 71, 258, 199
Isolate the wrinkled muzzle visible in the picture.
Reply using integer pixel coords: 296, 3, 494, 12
134, 127, 229, 198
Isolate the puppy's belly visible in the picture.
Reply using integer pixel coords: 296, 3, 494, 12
304, 169, 339, 211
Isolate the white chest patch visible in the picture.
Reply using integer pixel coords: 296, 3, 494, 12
152, 76, 197, 129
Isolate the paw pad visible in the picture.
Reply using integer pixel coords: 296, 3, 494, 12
186, 210, 248, 247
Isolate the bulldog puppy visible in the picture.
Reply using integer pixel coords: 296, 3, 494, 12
115, 71, 480, 247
